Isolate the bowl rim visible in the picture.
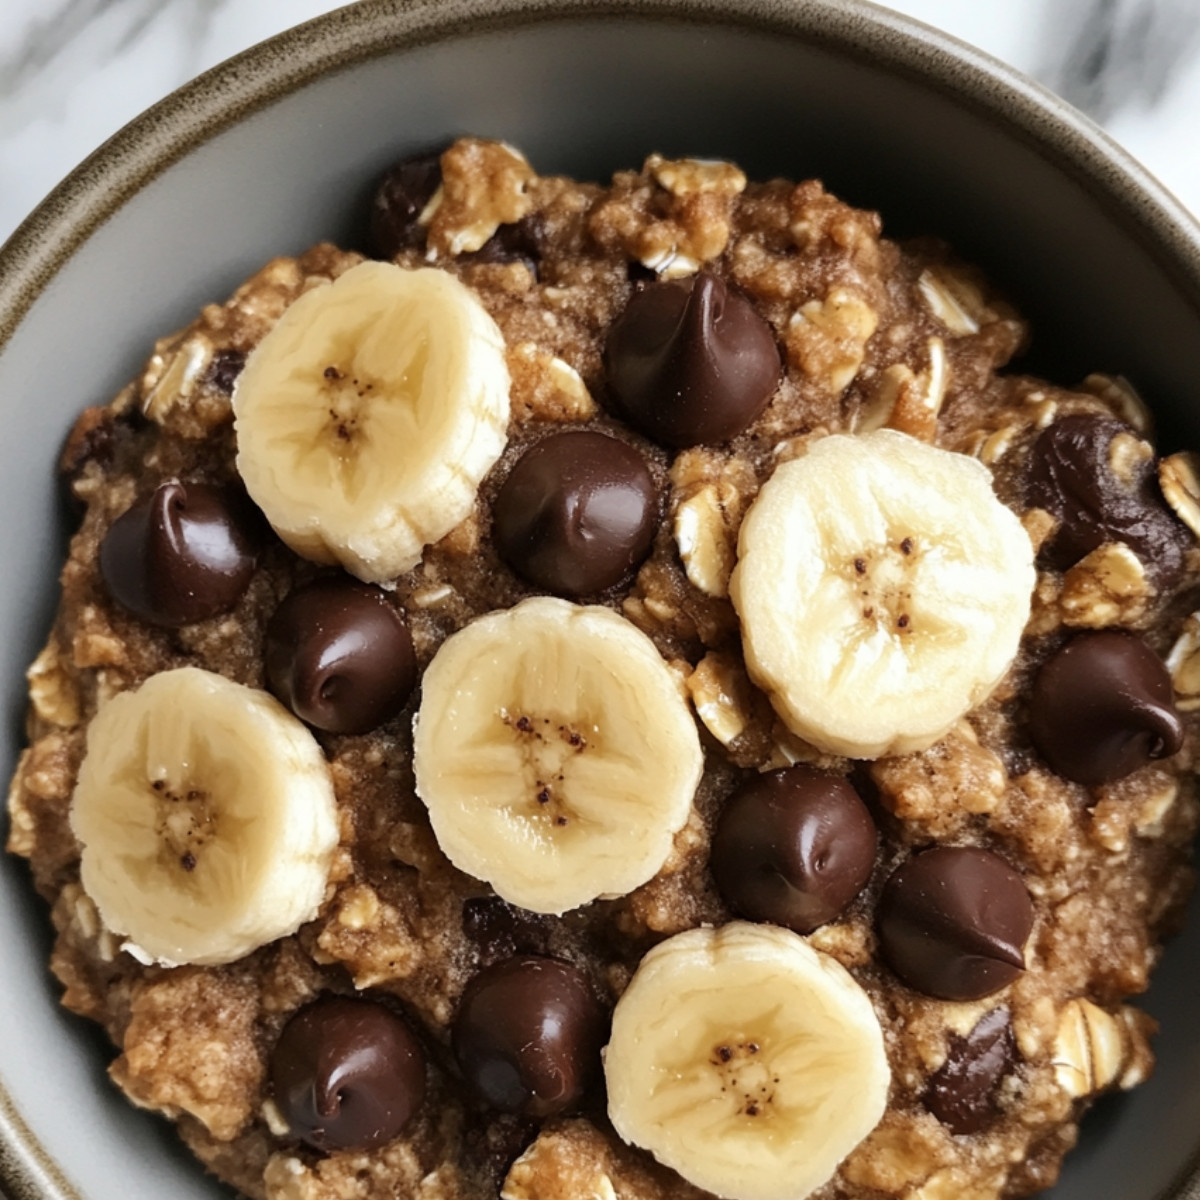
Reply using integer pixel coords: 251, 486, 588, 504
4, 0, 1200, 353
3, 2, 1200, 1199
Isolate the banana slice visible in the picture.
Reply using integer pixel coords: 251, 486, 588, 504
70, 667, 339, 967
412, 596, 702, 914
605, 922, 890, 1200
730, 430, 1034, 759
233, 260, 510, 583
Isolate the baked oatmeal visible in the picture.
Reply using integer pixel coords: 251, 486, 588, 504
8, 137, 1200, 1200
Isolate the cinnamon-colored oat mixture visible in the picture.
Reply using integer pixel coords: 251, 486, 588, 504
8, 138, 1200, 1200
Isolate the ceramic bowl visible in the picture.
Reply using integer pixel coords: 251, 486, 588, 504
3, 2, 1200, 1199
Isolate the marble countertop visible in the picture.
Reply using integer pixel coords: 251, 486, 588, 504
1, 0, 1199, 245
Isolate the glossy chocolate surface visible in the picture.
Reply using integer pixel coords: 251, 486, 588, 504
711, 766, 877, 933
1027, 414, 1187, 582
878, 847, 1034, 1001
1029, 630, 1183, 785
605, 272, 780, 448
924, 1007, 1016, 1135
98, 479, 260, 627
452, 955, 605, 1118
265, 577, 417, 735
270, 994, 426, 1152
493, 430, 658, 596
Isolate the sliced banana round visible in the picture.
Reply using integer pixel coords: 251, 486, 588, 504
70, 667, 339, 967
233, 260, 510, 583
413, 596, 702, 914
730, 429, 1034, 759
605, 922, 890, 1200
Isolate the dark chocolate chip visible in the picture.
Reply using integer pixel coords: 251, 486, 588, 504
269, 994, 426, 1152
877, 847, 1034, 1001
369, 148, 445, 259
1027, 414, 1186, 582
452, 956, 606, 1118
206, 348, 247, 395
1028, 630, 1183, 785
202, 350, 247, 396
711, 766, 877, 934
99, 479, 262, 627
493, 431, 658, 597
461, 214, 544, 277
60, 405, 117, 481
605, 272, 781, 448
265, 577, 417, 735
924, 1007, 1016, 1135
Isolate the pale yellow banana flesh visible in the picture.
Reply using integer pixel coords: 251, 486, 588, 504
730, 429, 1035, 758
412, 597, 703, 914
70, 667, 339, 966
605, 922, 890, 1200
233, 260, 510, 583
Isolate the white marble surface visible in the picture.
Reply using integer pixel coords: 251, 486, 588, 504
0, 0, 1199, 245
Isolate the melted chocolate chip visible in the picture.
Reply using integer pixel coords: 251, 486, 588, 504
462, 214, 544, 277
924, 1007, 1016, 1135
452, 956, 606, 1118
605, 272, 781, 448
1027, 414, 1186, 582
60, 405, 118, 481
878, 847, 1034, 1001
369, 148, 445, 258
493, 431, 658, 597
1028, 630, 1183, 785
206, 348, 246, 395
711, 766, 877, 934
99, 479, 262, 627
270, 994, 426, 1152
265, 577, 417, 735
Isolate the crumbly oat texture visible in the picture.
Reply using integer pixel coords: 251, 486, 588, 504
8, 138, 1200, 1200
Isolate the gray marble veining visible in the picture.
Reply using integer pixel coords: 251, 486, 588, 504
0, 0, 232, 107
1039, 0, 1200, 122
0, 0, 1199, 242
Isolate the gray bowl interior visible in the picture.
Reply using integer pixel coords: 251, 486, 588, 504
3, 4, 1200, 1199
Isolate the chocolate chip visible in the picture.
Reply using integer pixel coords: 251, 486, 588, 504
452, 956, 606, 1118
60, 405, 117, 481
99, 479, 262, 627
710, 766, 877, 934
206, 348, 246, 395
369, 148, 445, 259
877, 847, 1034, 1001
604, 272, 781, 448
265, 577, 417, 735
1027, 414, 1187, 582
493, 431, 658, 597
1028, 630, 1183, 785
924, 1007, 1016, 1135
461, 214, 544, 277
269, 994, 426, 1152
